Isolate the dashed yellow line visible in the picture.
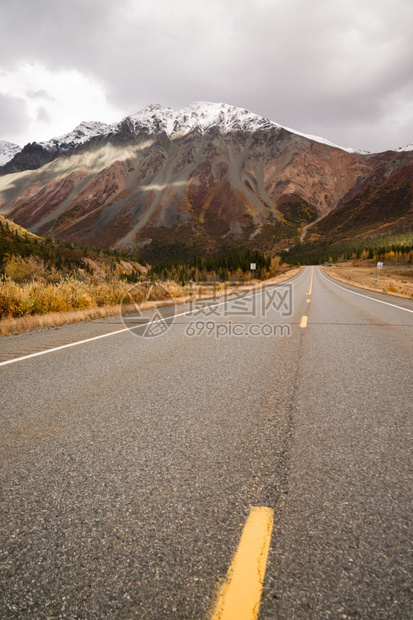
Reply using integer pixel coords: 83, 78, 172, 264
210, 507, 274, 620
308, 266, 314, 295
300, 315, 308, 328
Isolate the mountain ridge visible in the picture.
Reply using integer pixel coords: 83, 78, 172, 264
0, 102, 412, 257
2, 101, 408, 171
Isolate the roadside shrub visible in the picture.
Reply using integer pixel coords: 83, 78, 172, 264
91, 281, 131, 306
0, 279, 24, 317
387, 283, 398, 293
0, 278, 94, 318
4, 256, 45, 282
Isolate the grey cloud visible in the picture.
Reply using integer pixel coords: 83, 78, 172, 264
36, 107, 50, 123
26, 90, 55, 100
0, 0, 412, 151
0, 93, 28, 144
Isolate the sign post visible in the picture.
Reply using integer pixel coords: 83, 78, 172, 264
250, 263, 256, 280
376, 262, 383, 287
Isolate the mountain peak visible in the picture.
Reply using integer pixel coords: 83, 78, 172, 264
120, 101, 279, 137
41, 120, 111, 152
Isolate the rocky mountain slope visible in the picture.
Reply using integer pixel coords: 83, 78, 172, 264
0, 103, 411, 257
308, 151, 413, 242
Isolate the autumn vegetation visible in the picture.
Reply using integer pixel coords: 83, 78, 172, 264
0, 216, 283, 334
1, 212, 412, 335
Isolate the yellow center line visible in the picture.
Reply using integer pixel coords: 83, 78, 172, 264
308, 266, 314, 295
210, 506, 274, 620
306, 299, 311, 303
300, 315, 308, 328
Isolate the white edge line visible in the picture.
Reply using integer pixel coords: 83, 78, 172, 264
0, 269, 306, 368
319, 267, 413, 313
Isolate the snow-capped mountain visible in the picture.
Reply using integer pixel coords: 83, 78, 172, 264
118, 102, 278, 136
1, 103, 411, 173
39, 121, 111, 153
0, 140, 21, 166
2, 102, 364, 176
111, 103, 374, 154
36, 102, 368, 153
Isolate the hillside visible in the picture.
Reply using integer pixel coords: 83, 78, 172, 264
0, 214, 143, 281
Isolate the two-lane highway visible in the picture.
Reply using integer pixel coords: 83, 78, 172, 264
1, 267, 412, 618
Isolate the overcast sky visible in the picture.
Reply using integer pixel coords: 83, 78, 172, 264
1, 0, 412, 152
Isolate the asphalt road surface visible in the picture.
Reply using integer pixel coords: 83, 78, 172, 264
1, 267, 412, 619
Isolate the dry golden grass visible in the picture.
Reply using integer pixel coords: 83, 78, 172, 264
0, 305, 122, 336
0, 267, 303, 336
325, 264, 413, 299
